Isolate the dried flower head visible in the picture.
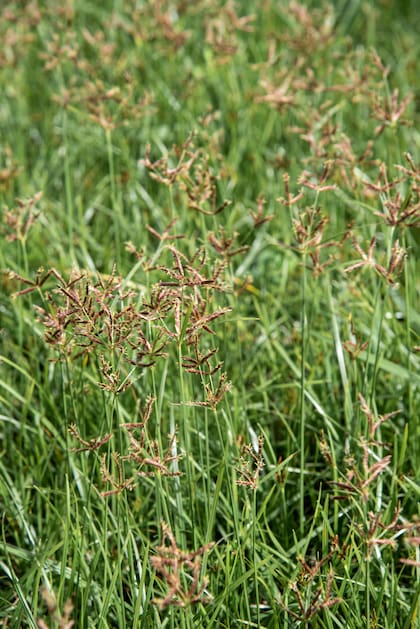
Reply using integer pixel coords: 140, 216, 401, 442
3, 191, 42, 243
37, 586, 74, 629
236, 434, 265, 490
151, 522, 214, 609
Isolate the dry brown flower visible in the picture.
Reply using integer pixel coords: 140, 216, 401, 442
151, 522, 214, 609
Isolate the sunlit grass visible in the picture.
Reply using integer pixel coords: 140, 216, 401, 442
0, 1, 419, 627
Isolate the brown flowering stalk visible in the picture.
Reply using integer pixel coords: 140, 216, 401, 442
285, 1, 335, 55
400, 527, 420, 567
332, 447, 392, 504
152, 1, 191, 49
288, 570, 341, 622
183, 372, 232, 410
375, 193, 420, 228
123, 424, 183, 478
298, 161, 337, 193
0, 145, 22, 190
141, 135, 199, 187
204, 1, 255, 61
256, 75, 297, 111
115, 397, 183, 478
344, 236, 385, 275
37, 587, 74, 629
151, 522, 214, 609
100, 452, 135, 497
291, 207, 339, 276
343, 317, 368, 360
344, 236, 406, 284
396, 152, 420, 182
282, 549, 342, 624
10, 267, 66, 299
331, 395, 396, 504
362, 507, 401, 558
3, 191, 42, 244
69, 424, 112, 453
278, 173, 304, 207
236, 434, 265, 490
182, 344, 222, 377
358, 393, 400, 440
145, 218, 184, 243
372, 88, 413, 136
208, 227, 249, 259
12, 266, 170, 372
250, 195, 274, 227
142, 135, 230, 216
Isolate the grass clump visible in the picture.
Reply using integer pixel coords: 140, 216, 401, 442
0, 1, 419, 627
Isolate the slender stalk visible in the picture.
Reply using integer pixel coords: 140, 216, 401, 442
252, 488, 260, 627
299, 254, 307, 536
366, 558, 371, 629
105, 126, 121, 267
402, 232, 415, 459
177, 340, 195, 543
62, 110, 76, 264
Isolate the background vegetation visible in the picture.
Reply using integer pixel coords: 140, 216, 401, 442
0, 1, 419, 627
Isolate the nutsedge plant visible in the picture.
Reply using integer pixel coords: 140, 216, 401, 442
0, 1, 419, 627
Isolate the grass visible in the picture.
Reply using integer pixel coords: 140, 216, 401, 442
0, 1, 419, 627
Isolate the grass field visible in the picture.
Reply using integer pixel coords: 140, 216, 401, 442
1, 1, 419, 627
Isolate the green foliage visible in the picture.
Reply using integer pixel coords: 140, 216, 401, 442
0, 1, 419, 627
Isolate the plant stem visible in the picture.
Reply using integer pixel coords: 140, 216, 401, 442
299, 255, 307, 536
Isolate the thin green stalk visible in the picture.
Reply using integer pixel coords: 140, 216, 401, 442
366, 558, 371, 629
299, 255, 307, 536
402, 231, 415, 459
177, 341, 195, 543
365, 283, 387, 404
105, 126, 121, 266
62, 110, 76, 264
252, 488, 260, 627
168, 181, 177, 222
115, 497, 127, 628
150, 366, 172, 532
327, 281, 353, 434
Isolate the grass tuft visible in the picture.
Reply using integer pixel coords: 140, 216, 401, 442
0, 1, 419, 627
